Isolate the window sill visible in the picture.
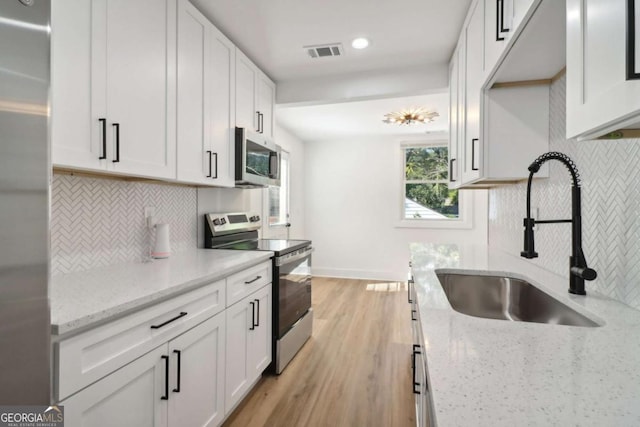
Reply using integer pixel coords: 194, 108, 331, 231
394, 218, 472, 230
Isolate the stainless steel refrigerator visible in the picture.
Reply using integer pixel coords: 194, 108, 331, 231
0, 0, 51, 404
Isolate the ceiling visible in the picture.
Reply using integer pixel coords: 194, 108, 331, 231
190, 0, 470, 141
277, 93, 449, 142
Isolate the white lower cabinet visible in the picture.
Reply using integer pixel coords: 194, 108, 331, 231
56, 264, 273, 427
225, 284, 272, 412
60, 344, 168, 427
61, 313, 225, 427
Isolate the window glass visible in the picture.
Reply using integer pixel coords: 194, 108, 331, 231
403, 146, 459, 219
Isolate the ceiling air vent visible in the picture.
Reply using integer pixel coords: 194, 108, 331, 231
305, 43, 344, 59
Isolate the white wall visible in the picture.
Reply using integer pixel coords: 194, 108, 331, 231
197, 123, 306, 246
305, 136, 488, 281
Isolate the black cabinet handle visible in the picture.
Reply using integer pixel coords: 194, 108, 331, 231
496, 0, 510, 41
112, 123, 120, 163
244, 275, 262, 285
407, 279, 413, 304
259, 113, 264, 134
98, 118, 107, 160
412, 344, 421, 394
254, 298, 260, 327
150, 312, 188, 330
212, 152, 218, 179
471, 138, 479, 171
206, 150, 212, 177
161, 355, 169, 400
173, 350, 181, 393
256, 111, 261, 133
249, 301, 255, 331
411, 309, 417, 321
449, 158, 456, 182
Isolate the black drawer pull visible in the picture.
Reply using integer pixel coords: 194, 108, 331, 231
112, 123, 120, 163
212, 152, 218, 179
412, 344, 421, 394
254, 298, 260, 327
471, 138, 479, 171
411, 309, 417, 321
150, 312, 188, 329
173, 350, 181, 393
98, 118, 107, 160
244, 275, 262, 285
249, 301, 255, 331
407, 279, 413, 304
161, 355, 169, 400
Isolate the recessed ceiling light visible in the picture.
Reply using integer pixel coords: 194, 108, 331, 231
351, 37, 369, 49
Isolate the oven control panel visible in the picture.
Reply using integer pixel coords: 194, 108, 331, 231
205, 212, 261, 237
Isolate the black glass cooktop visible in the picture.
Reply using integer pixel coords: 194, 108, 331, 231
218, 239, 310, 256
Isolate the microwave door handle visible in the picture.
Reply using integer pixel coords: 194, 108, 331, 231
269, 152, 279, 179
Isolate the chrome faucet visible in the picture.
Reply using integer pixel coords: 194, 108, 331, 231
521, 152, 597, 295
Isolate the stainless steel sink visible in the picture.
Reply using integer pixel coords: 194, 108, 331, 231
436, 273, 599, 327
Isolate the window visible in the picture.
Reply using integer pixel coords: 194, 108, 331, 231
403, 145, 459, 220
268, 150, 289, 226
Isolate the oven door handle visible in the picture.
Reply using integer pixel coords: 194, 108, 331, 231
275, 246, 314, 267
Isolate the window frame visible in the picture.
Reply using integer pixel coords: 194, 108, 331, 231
395, 140, 473, 230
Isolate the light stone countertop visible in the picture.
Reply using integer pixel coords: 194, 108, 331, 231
50, 249, 273, 336
410, 243, 640, 427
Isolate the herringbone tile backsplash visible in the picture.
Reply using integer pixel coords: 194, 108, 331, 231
489, 75, 640, 310
51, 174, 197, 275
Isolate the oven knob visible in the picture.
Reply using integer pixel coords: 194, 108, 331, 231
213, 218, 221, 226
250, 215, 260, 222
221, 218, 227, 224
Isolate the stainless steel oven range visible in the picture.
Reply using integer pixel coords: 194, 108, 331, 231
204, 212, 312, 374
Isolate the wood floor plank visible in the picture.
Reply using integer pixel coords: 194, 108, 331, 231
223, 277, 416, 427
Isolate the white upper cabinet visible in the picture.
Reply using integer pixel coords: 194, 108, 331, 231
448, 41, 464, 189
566, 0, 640, 139
449, 0, 560, 187
52, 0, 177, 179
176, 0, 235, 187
235, 49, 276, 138
462, 0, 484, 184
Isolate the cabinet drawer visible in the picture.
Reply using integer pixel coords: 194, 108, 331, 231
55, 279, 225, 401
226, 261, 272, 306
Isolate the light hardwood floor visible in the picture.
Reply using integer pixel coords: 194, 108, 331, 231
223, 277, 416, 427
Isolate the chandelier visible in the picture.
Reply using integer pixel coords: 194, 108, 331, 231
382, 107, 439, 125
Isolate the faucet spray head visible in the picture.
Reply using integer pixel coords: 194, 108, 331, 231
521, 218, 539, 259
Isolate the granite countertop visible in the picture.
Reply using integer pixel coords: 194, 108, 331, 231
50, 249, 273, 336
410, 243, 640, 427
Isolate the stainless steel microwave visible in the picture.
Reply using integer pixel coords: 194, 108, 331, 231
235, 127, 281, 188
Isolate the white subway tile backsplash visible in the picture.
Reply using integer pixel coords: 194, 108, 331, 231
489, 75, 640, 310
51, 174, 197, 275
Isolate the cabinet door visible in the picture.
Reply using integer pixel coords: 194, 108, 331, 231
51, 0, 103, 170
448, 44, 462, 189
225, 295, 252, 411
209, 24, 236, 187
235, 49, 259, 133
463, 0, 484, 183
248, 284, 272, 377
257, 73, 276, 138
176, 0, 212, 185
96, 0, 177, 179
566, 0, 640, 139
168, 313, 226, 427
61, 345, 168, 427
